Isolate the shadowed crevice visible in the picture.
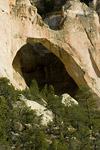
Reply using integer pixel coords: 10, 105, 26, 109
89, 50, 100, 78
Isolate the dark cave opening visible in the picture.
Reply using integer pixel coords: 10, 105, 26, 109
31, 0, 66, 16
31, 0, 93, 16
80, 0, 93, 6
13, 43, 78, 96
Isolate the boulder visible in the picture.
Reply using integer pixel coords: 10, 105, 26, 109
23, 98, 53, 125
62, 93, 78, 106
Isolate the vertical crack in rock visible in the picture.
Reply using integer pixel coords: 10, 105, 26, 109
88, 49, 100, 78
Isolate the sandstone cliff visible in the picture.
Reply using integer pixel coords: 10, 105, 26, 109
0, 0, 100, 107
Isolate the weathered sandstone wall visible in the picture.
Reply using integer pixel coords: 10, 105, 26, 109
0, 0, 100, 107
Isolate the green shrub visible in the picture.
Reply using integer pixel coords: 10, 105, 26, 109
0, 78, 100, 149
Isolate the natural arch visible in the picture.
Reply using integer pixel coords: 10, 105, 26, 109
12, 43, 78, 96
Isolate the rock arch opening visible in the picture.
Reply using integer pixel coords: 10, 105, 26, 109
12, 43, 78, 96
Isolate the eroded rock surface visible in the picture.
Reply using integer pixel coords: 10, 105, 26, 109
0, 0, 100, 107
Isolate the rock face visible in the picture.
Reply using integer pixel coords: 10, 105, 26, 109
0, 0, 100, 107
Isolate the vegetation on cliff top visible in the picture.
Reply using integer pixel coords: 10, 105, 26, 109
0, 78, 100, 149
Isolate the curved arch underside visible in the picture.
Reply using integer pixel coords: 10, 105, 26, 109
12, 43, 78, 96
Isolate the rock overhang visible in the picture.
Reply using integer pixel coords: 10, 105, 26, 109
13, 43, 78, 96
0, 0, 100, 107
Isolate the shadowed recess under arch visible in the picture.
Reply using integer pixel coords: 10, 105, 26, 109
12, 43, 78, 96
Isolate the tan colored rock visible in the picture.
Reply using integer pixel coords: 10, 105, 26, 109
9, 0, 16, 7
0, 0, 100, 107
0, 0, 9, 13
